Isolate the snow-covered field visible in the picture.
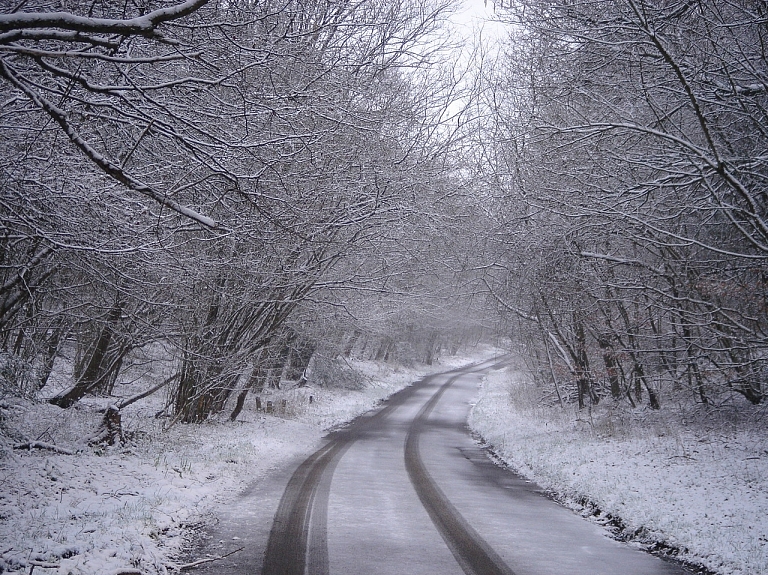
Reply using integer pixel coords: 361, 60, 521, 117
0, 352, 482, 575
469, 362, 768, 575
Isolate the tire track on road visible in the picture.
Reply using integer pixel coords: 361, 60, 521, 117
261, 357, 510, 575
262, 371, 441, 575
261, 438, 347, 575
404, 370, 517, 575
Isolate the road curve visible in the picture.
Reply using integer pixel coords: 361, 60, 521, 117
262, 357, 508, 575
197, 358, 694, 575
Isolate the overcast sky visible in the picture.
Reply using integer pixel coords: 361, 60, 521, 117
453, 0, 496, 26
450, 0, 507, 44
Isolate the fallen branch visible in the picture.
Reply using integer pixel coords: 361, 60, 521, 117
167, 546, 244, 571
13, 441, 74, 455
118, 373, 180, 410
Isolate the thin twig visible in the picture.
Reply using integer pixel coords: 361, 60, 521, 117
29, 559, 61, 570
168, 546, 244, 571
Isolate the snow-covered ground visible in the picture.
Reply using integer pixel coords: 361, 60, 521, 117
2, 349, 765, 575
0, 351, 484, 575
469, 361, 768, 575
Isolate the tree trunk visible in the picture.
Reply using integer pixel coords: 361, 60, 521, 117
286, 337, 315, 381
424, 331, 440, 365
229, 388, 250, 421
343, 330, 361, 357
596, 334, 622, 400
90, 405, 123, 446
375, 338, 391, 362
38, 321, 64, 390
574, 316, 599, 408
49, 302, 122, 408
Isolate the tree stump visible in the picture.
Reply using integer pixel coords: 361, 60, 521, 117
90, 405, 124, 446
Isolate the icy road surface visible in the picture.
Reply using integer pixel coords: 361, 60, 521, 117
195, 358, 691, 575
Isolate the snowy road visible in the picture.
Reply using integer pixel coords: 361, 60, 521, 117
196, 359, 692, 575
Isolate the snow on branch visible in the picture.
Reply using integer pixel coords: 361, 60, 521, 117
712, 79, 767, 97
0, 44, 199, 63
0, 246, 53, 293
0, 58, 219, 230
0, 0, 208, 37
547, 332, 575, 374
117, 374, 180, 410
481, 277, 537, 322
579, 251, 665, 275
166, 547, 244, 571
0, 28, 120, 46
13, 441, 75, 455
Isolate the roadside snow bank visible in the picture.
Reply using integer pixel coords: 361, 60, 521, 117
468, 364, 768, 575
0, 349, 491, 575
0, 401, 325, 575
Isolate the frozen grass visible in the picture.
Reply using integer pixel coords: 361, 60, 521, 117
0, 348, 492, 575
468, 362, 768, 575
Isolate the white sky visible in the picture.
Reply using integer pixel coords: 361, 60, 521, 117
449, 0, 508, 47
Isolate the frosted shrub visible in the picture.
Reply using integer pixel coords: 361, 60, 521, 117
0, 353, 36, 400
506, 376, 543, 411
308, 355, 365, 390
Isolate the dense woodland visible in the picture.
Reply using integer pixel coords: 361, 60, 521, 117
480, 0, 768, 410
1, 0, 766, 430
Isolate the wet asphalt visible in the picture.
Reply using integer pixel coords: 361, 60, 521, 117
192, 358, 694, 575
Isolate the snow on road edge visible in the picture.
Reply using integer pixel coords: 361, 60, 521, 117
468, 364, 768, 575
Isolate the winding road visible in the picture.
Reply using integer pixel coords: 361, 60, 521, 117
195, 358, 693, 575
